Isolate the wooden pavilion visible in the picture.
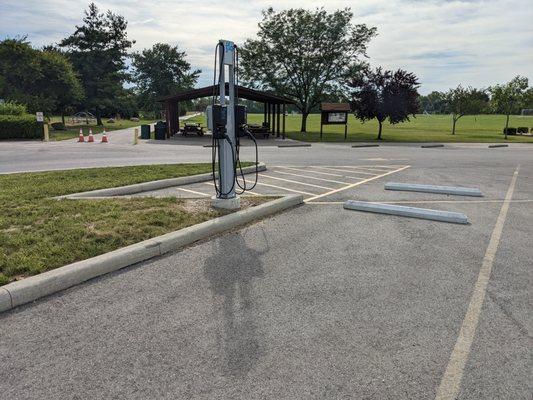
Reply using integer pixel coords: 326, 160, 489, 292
158, 84, 295, 138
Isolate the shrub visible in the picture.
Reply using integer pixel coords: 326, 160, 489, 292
503, 127, 517, 135
51, 122, 66, 131
0, 114, 42, 140
0, 101, 27, 116
516, 127, 528, 134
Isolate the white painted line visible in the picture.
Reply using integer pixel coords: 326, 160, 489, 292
202, 181, 261, 197
305, 166, 410, 202
259, 174, 335, 190
278, 166, 363, 180
343, 201, 468, 224
310, 166, 378, 176
177, 187, 210, 197
272, 169, 351, 185
255, 181, 316, 196
435, 167, 520, 400
329, 165, 397, 173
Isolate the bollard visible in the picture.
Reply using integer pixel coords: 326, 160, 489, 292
134, 128, 139, 145
43, 124, 49, 142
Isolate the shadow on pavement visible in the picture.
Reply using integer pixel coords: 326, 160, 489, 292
203, 230, 269, 378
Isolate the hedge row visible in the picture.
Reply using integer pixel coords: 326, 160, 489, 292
0, 114, 42, 140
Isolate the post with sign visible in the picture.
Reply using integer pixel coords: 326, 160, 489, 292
36, 112, 49, 142
320, 103, 351, 141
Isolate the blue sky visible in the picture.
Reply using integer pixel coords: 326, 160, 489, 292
1, 0, 532, 94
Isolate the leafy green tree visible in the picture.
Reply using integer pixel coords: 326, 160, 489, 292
239, 7, 376, 132
444, 85, 488, 135
0, 38, 83, 117
347, 67, 420, 140
489, 76, 529, 139
60, 3, 134, 125
419, 91, 447, 114
132, 43, 200, 115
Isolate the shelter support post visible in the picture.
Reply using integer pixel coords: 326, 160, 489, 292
276, 104, 281, 137
282, 103, 286, 136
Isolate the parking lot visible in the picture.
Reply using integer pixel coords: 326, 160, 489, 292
0, 142, 531, 399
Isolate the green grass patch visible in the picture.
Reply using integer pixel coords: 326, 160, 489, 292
0, 163, 256, 285
48, 117, 156, 141
188, 113, 533, 143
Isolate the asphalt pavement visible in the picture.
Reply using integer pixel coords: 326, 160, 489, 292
0, 138, 531, 399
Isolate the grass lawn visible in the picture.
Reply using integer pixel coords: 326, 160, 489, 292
48, 116, 155, 140
0, 163, 257, 285
188, 113, 533, 143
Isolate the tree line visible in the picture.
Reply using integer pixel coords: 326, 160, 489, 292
1, 4, 531, 139
0, 3, 199, 125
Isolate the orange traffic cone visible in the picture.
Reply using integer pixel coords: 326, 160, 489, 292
88, 128, 94, 143
101, 130, 108, 143
78, 128, 85, 142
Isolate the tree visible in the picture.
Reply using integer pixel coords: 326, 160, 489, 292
239, 7, 376, 132
347, 67, 420, 140
60, 3, 134, 125
0, 38, 83, 117
419, 91, 447, 114
489, 76, 529, 139
443, 85, 488, 135
132, 43, 200, 115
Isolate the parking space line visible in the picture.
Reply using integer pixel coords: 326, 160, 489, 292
177, 187, 210, 197
310, 166, 379, 176
304, 166, 411, 202
254, 181, 316, 196
330, 165, 397, 173
202, 181, 262, 196
285, 167, 365, 179
272, 169, 352, 185
435, 167, 520, 400
258, 174, 335, 190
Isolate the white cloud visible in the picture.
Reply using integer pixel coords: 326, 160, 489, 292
1, 0, 531, 93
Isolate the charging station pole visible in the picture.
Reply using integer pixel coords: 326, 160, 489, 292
213, 40, 240, 210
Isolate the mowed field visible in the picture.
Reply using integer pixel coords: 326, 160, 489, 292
189, 113, 533, 142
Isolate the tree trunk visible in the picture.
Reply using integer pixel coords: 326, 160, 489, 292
300, 112, 308, 133
96, 109, 103, 126
504, 114, 510, 140
452, 116, 456, 135
377, 120, 383, 140
61, 112, 65, 125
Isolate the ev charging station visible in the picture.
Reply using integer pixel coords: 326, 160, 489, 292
207, 40, 258, 210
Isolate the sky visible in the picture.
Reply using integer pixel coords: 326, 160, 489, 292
1, 0, 532, 94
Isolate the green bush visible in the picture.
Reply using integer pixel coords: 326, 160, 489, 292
516, 127, 528, 134
0, 101, 27, 116
51, 122, 66, 130
503, 127, 517, 135
0, 114, 42, 140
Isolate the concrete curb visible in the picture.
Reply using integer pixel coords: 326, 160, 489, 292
352, 144, 379, 148
0, 194, 303, 313
343, 200, 468, 224
421, 144, 444, 148
59, 163, 266, 199
488, 144, 508, 148
385, 182, 483, 197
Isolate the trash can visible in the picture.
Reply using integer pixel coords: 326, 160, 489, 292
154, 121, 167, 140
140, 124, 151, 139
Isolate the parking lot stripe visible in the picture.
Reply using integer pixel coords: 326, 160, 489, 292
435, 167, 520, 400
202, 181, 262, 196
310, 166, 379, 176
278, 166, 363, 179
272, 169, 352, 185
177, 187, 210, 197
258, 174, 335, 190
304, 166, 411, 202
254, 181, 315, 196
332, 165, 397, 173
